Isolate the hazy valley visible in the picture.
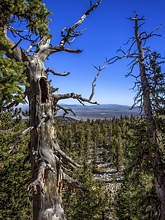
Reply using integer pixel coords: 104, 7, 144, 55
57, 104, 140, 120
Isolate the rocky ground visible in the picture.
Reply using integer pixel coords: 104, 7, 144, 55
93, 148, 124, 220
93, 162, 124, 196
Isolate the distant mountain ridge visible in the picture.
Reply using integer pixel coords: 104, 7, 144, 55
57, 104, 140, 120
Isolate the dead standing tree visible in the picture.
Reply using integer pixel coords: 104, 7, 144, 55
0, 1, 104, 220
107, 12, 165, 219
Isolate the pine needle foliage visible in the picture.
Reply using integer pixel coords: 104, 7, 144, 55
0, 110, 32, 219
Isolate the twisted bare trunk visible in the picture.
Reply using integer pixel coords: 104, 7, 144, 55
24, 52, 66, 220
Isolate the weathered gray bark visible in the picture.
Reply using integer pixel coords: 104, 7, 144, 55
0, 1, 103, 219
22, 42, 67, 220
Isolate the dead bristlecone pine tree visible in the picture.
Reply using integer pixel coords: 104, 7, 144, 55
0, 1, 105, 220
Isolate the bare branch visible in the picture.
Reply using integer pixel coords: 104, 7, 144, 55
52, 60, 108, 114
131, 89, 143, 111
127, 40, 136, 54
138, 22, 145, 29
8, 126, 34, 153
107, 52, 137, 65
62, 47, 82, 53
47, 46, 82, 55
128, 11, 145, 22
40, 1, 101, 60
45, 68, 70, 76
7, 25, 31, 41
126, 58, 139, 76
123, 36, 135, 45
62, 171, 88, 192
141, 26, 161, 41
61, 27, 86, 45
55, 104, 76, 117
53, 93, 98, 105
51, 140, 81, 168
59, 0, 102, 47
40, 45, 83, 61
90, 61, 110, 100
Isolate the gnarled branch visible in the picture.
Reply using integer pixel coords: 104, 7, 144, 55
55, 104, 76, 117
62, 171, 88, 192
45, 68, 70, 77
40, 0, 102, 60
53, 60, 109, 109
59, 0, 102, 47
8, 126, 34, 153
51, 140, 81, 168
53, 92, 98, 106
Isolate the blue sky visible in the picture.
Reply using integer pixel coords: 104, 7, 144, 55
43, 0, 165, 106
